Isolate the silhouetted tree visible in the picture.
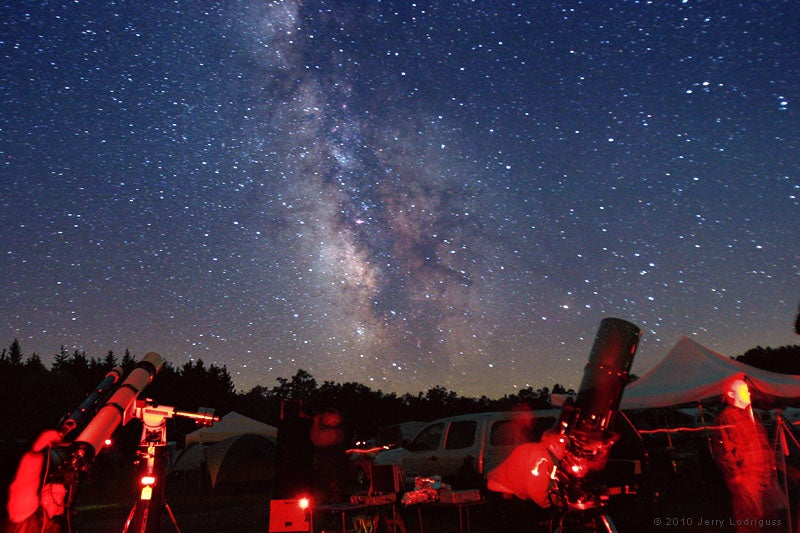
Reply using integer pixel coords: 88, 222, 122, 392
10, 335, 800, 455
102, 350, 118, 369
120, 349, 136, 373
52, 345, 70, 372
175, 359, 235, 416
795, 300, 800, 335
236, 385, 278, 421
735, 345, 800, 374
8, 338, 23, 366
513, 386, 551, 410
71, 349, 89, 370
24, 353, 47, 373
272, 369, 318, 403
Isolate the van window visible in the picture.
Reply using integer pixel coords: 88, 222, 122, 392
411, 423, 445, 451
444, 420, 477, 450
490, 416, 556, 446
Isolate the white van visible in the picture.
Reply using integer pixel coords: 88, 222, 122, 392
373, 409, 561, 487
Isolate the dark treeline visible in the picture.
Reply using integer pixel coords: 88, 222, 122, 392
735, 344, 800, 374
2, 338, 800, 450
0, 339, 570, 451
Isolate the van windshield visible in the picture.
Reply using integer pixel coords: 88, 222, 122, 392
410, 422, 445, 451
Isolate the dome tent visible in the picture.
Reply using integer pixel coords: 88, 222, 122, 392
204, 433, 276, 488
177, 411, 278, 489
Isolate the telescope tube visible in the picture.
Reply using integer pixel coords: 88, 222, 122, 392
73, 352, 164, 459
570, 318, 641, 442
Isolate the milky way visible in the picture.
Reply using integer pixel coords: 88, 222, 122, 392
1, 1, 798, 397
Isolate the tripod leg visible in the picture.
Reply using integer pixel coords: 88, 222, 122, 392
775, 415, 794, 533
165, 502, 182, 533
549, 510, 618, 533
596, 513, 617, 533
122, 505, 136, 533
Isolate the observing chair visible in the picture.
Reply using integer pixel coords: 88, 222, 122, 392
367, 463, 406, 533
315, 464, 406, 533
368, 463, 402, 497
316, 465, 406, 533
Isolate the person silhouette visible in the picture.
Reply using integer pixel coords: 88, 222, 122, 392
5, 430, 67, 533
310, 407, 347, 503
713, 378, 785, 532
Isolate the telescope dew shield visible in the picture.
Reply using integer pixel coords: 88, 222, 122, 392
73, 352, 164, 459
570, 317, 641, 443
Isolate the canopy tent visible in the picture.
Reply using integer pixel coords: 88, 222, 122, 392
185, 411, 277, 445
621, 336, 800, 410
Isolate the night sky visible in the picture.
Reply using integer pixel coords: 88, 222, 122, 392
2, 1, 798, 398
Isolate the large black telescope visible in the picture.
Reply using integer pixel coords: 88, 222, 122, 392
486, 317, 642, 516
557, 317, 641, 479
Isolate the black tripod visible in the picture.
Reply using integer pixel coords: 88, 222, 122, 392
549, 507, 617, 533
546, 479, 618, 533
121, 400, 217, 533
773, 410, 799, 533
122, 442, 182, 533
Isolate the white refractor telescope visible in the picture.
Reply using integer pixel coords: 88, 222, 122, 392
66, 352, 164, 468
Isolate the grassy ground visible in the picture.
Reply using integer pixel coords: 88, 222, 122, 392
20, 453, 797, 532
69, 477, 743, 533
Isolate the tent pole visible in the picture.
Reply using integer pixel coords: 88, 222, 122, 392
664, 413, 677, 474
697, 403, 714, 460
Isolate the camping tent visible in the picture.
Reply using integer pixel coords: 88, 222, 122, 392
621, 336, 800, 410
172, 442, 205, 474
177, 411, 278, 489
173, 434, 277, 489
185, 411, 277, 445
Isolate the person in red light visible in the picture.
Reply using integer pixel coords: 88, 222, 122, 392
713, 377, 785, 532
4, 430, 67, 533
309, 407, 347, 503
487, 428, 568, 508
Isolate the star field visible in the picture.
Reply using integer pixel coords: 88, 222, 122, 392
1, 1, 798, 398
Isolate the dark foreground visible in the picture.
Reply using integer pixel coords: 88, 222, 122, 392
67, 473, 794, 533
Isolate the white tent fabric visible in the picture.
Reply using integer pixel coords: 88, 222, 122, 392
621, 336, 800, 410
185, 411, 277, 445
173, 435, 276, 488
203, 433, 275, 488
172, 442, 205, 472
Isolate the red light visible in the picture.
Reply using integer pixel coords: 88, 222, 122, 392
345, 445, 387, 455
104, 438, 113, 446
141, 476, 156, 486
298, 497, 310, 510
